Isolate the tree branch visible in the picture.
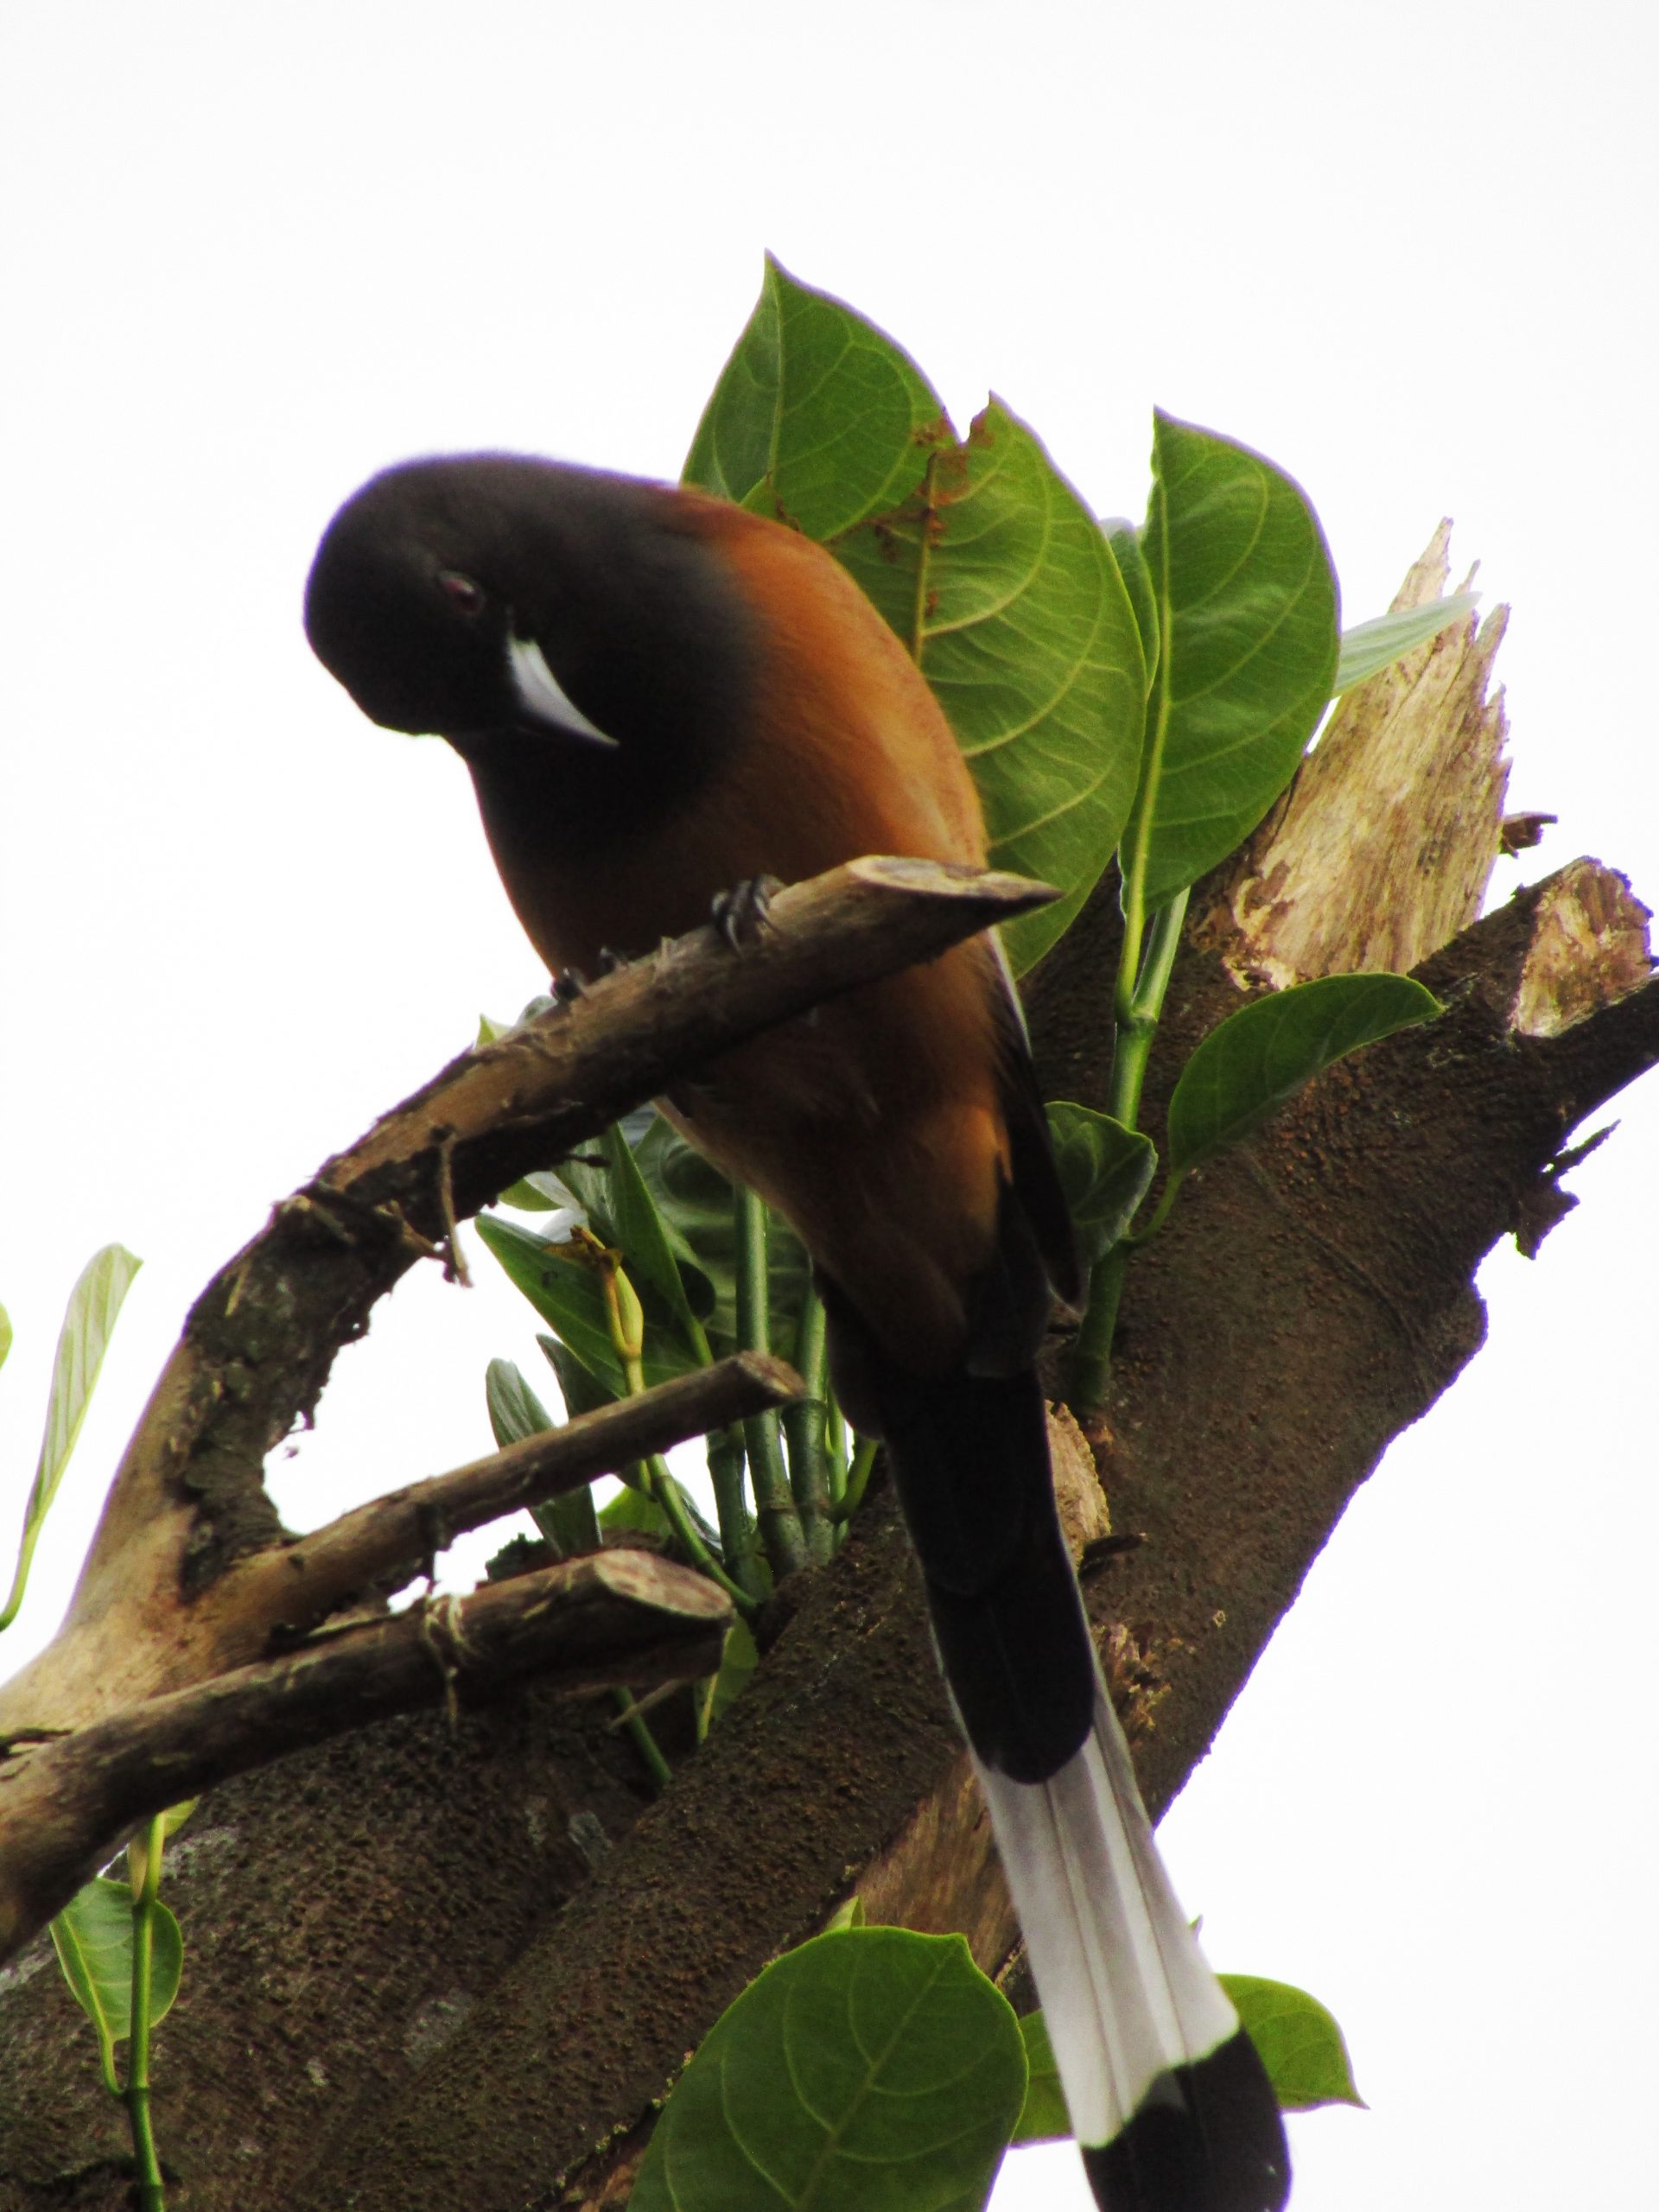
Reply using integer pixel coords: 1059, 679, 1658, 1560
216, 1353, 799, 1649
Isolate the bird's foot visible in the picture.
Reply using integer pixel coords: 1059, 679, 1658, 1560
712, 874, 781, 950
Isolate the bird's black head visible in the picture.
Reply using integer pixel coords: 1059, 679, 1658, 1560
303, 454, 761, 826
305, 458, 528, 741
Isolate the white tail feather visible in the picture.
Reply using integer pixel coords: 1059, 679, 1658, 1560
974, 1684, 1238, 2145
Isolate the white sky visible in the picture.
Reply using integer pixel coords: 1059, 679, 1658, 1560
2, 5, 1656, 2208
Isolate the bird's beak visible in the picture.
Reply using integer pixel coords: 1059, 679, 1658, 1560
505, 633, 620, 749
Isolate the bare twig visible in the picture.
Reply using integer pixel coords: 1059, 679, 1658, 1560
219, 1353, 800, 1645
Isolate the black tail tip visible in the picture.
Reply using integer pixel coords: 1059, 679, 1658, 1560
1080, 2030, 1290, 2212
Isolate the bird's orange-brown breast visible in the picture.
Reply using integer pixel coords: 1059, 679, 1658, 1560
478, 493, 1016, 1372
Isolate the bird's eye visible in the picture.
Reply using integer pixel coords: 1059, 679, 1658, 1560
436, 569, 486, 614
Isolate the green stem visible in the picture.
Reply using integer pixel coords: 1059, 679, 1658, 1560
125, 1815, 166, 2210
1125, 1168, 1187, 1249
1112, 506, 1173, 1031
0, 1521, 41, 1632
1068, 1245, 1128, 1427
1114, 880, 1148, 1038
706, 1426, 764, 1597
821, 1387, 851, 1551
782, 1290, 834, 1563
830, 1434, 880, 1523
734, 1187, 807, 1580
1071, 886, 1192, 1414
1110, 887, 1190, 1126
611, 1688, 673, 1790
602, 1434, 684, 1779
1132, 883, 1188, 1022
644, 1455, 760, 1618
823, 1387, 849, 1506
1109, 1013, 1157, 1133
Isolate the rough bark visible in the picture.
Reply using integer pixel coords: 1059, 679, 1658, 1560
1, 548, 1656, 2212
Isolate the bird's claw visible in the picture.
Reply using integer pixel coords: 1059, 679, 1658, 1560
712, 874, 780, 951
548, 947, 629, 1007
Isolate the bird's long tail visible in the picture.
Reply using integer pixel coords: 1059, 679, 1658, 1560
873, 1359, 1290, 2212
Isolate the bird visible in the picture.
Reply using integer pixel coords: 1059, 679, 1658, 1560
304, 453, 1290, 2212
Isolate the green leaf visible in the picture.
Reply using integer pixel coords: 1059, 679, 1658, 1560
1046, 1103, 1158, 1266
537, 1332, 617, 1419
485, 1357, 603, 1557
605, 1125, 715, 1349
703, 1615, 760, 1727
836, 401, 1147, 976
494, 1175, 563, 1212
1126, 414, 1339, 910
3, 1245, 141, 1633
597, 1483, 674, 1544
50, 1878, 184, 2086
136, 1904, 186, 2030
485, 1356, 555, 1446
51, 1881, 130, 2085
632, 1928, 1026, 2212
1010, 2011, 1071, 2144
532, 1152, 617, 1243
537, 1487, 603, 1560
33, 1244, 141, 1516
1334, 592, 1480, 695
684, 257, 946, 537
1167, 973, 1441, 1179
1009, 1978, 1365, 2133
1220, 1973, 1366, 2111
0, 1303, 11, 1374
35, 1247, 140, 1503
